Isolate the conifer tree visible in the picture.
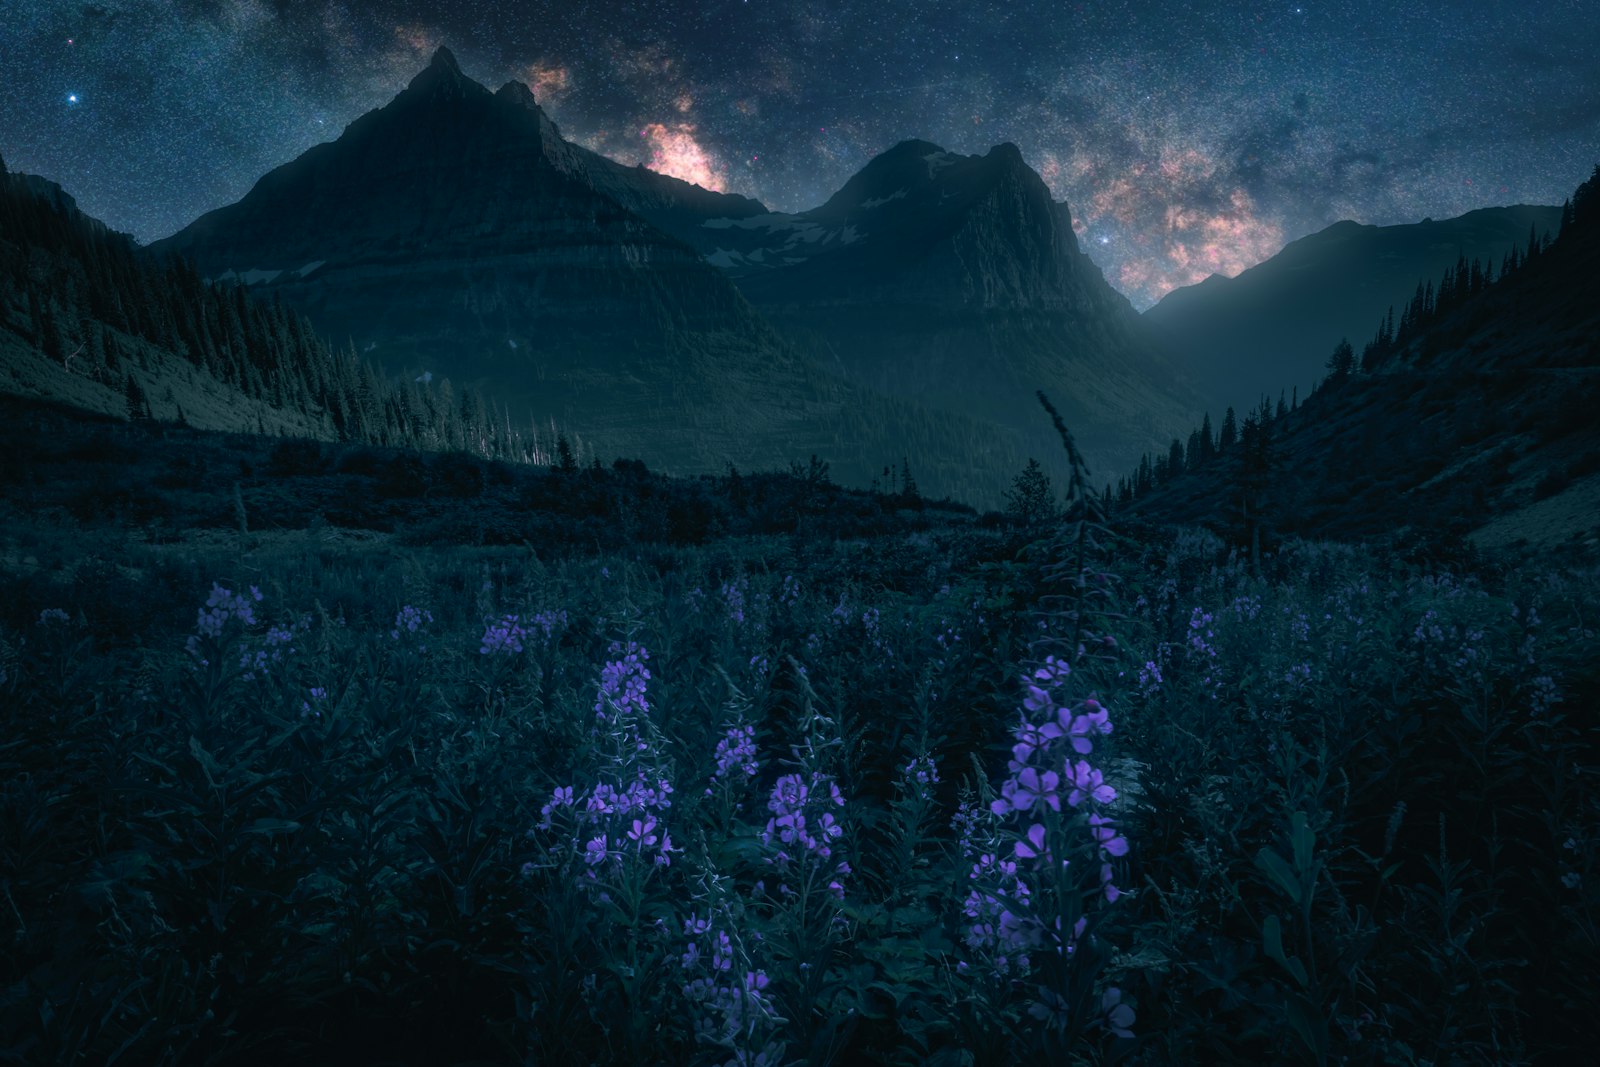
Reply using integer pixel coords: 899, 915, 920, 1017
1219, 407, 1238, 453
1004, 458, 1056, 525
1326, 337, 1356, 379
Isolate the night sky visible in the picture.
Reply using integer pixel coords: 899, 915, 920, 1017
5, 1, 1596, 308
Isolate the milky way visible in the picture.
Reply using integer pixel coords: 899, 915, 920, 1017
5, 1, 1596, 307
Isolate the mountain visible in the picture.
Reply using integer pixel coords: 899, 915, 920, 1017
147, 49, 1041, 504
637, 138, 1201, 483
1147, 205, 1564, 418
1126, 169, 1600, 553
0, 153, 560, 461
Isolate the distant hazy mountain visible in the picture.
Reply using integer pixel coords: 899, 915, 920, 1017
646, 137, 1201, 482
1130, 171, 1599, 551
1147, 205, 1564, 418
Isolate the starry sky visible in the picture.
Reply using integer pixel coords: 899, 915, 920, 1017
5, 1, 1597, 308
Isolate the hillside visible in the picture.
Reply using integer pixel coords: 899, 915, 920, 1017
1147, 205, 1563, 418
1124, 169, 1600, 554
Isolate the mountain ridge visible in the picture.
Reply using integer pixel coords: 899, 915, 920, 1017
146, 48, 1199, 499
1147, 203, 1564, 419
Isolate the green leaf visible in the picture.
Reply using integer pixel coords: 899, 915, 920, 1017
241, 818, 301, 836
1255, 847, 1302, 905
188, 735, 221, 789
1291, 811, 1316, 878
1285, 993, 1328, 1061
1262, 915, 1309, 988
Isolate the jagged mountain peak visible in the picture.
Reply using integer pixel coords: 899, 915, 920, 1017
496, 79, 539, 110
399, 45, 485, 103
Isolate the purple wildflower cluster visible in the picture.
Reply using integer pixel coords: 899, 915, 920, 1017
189, 584, 260, 653
37, 608, 72, 626
711, 724, 760, 784
777, 574, 801, 609
240, 616, 308, 681
679, 912, 786, 1065
1187, 608, 1220, 696
528, 608, 568, 643
903, 754, 940, 788
829, 596, 851, 627
479, 614, 526, 656
594, 640, 650, 720
390, 605, 433, 643
933, 619, 962, 664
760, 772, 850, 897
962, 655, 1131, 987
300, 686, 327, 719
722, 580, 748, 626
536, 772, 679, 873
1136, 657, 1164, 698
1528, 674, 1562, 717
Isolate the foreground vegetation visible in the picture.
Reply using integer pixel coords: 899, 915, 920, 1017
2, 426, 1597, 1065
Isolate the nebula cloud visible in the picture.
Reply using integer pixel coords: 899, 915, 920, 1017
638, 123, 728, 191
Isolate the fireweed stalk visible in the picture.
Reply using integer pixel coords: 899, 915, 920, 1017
745, 657, 853, 1053
528, 640, 682, 1057
960, 653, 1134, 1049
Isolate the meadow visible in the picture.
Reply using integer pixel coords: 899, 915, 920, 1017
1, 454, 1597, 1065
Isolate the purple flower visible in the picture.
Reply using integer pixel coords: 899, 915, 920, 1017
1014, 823, 1050, 862
37, 608, 71, 626
583, 834, 610, 865
1088, 813, 1129, 856
195, 583, 257, 638
1067, 760, 1116, 807
993, 767, 1061, 815
712, 724, 760, 780
627, 815, 659, 849
594, 640, 651, 719
479, 614, 526, 655
1023, 684, 1054, 714
391, 604, 433, 639
1102, 986, 1136, 1038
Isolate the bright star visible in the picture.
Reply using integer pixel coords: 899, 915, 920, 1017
66, 93, 79, 104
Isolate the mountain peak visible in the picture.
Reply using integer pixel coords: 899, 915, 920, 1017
496, 80, 538, 110
402, 45, 480, 101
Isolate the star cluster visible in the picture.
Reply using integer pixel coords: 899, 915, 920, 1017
5, 0, 1596, 307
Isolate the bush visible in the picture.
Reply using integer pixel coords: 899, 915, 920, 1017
267, 439, 326, 477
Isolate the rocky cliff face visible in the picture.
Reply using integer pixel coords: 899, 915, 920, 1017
680, 139, 1200, 482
